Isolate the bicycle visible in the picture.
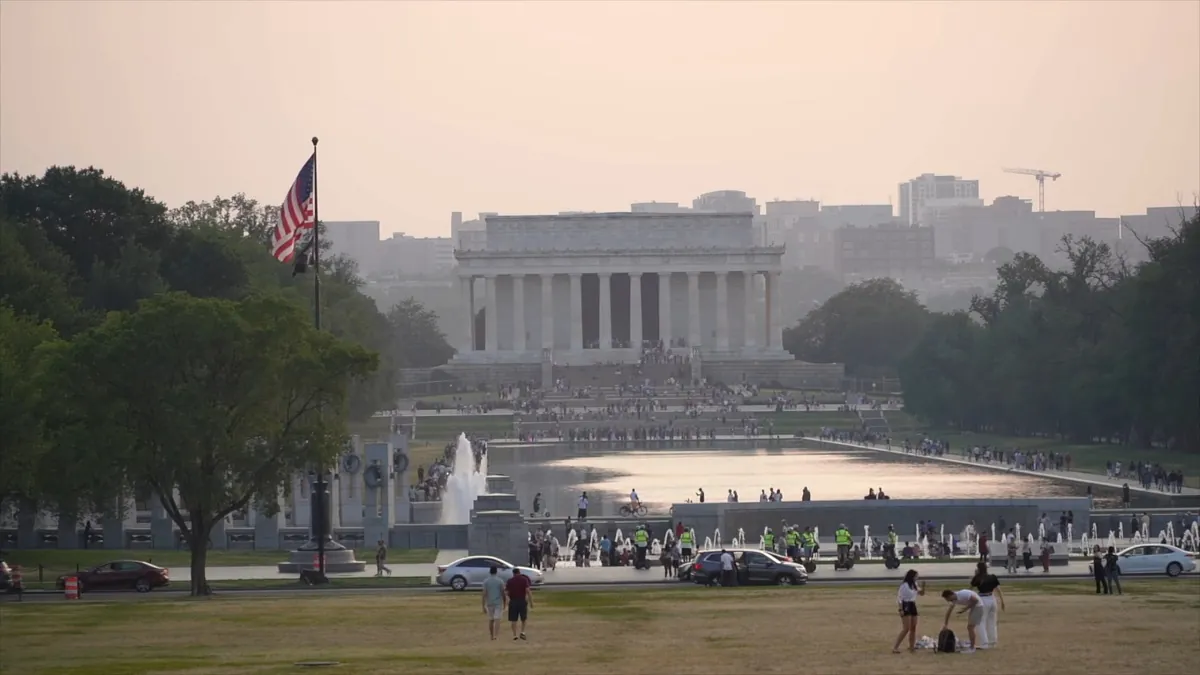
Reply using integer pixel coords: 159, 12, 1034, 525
619, 503, 648, 517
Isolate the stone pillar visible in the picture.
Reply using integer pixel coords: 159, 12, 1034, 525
744, 271, 757, 348
658, 273, 672, 346
716, 271, 729, 350
253, 493, 286, 550
459, 275, 474, 353
361, 443, 395, 547
484, 275, 498, 353
102, 496, 134, 550
512, 274, 526, 353
598, 273, 612, 349
769, 271, 784, 348
541, 274, 553, 349
569, 273, 583, 351
687, 272, 701, 347
57, 515, 79, 549
328, 473, 342, 531
150, 498, 174, 549
629, 272, 643, 350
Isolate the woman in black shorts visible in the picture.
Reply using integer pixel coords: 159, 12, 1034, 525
892, 569, 926, 653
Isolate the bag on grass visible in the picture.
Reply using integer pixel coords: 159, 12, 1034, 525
936, 628, 957, 653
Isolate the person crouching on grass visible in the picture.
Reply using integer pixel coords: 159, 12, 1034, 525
941, 588, 983, 653
892, 569, 926, 653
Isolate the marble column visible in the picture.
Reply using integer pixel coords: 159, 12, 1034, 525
769, 271, 783, 348
541, 274, 553, 349
459, 276, 474, 353
484, 275, 497, 353
569, 273, 583, 351
744, 271, 757, 348
687, 272, 701, 347
658, 273, 672, 346
716, 271, 729, 350
512, 274, 526, 352
598, 273, 612, 349
629, 272, 643, 350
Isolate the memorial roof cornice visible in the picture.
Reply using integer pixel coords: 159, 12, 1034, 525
455, 245, 785, 258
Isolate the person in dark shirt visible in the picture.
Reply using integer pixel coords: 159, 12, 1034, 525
1104, 546, 1122, 595
970, 561, 1005, 648
505, 570, 533, 640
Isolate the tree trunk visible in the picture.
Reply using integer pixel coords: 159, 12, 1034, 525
189, 516, 211, 596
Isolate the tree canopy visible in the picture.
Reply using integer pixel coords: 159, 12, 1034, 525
0, 166, 455, 594
900, 213, 1199, 451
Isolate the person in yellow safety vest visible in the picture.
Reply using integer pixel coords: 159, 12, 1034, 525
801, 527, 817, 559
887, 525, 899, 558
679, 528, 694, 561
763, 529, 775, 553
634, 526, 649, 566
835, 523, 853, 564
785, 528, 800, 559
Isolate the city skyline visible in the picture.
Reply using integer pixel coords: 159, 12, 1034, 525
2, 1, 1197, 238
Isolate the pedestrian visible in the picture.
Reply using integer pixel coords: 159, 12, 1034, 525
941, 588, 983, 653
1005, 530, 1018, 574
970, 561, 1005, 648
892, 569, 926, 653
505, 568, 533, 640
719, 548, 735, 587
374, 539, 392, 577
481, 566, 506, 641
660, 544, 673, 578
1104, 546, 1123, 595
1092, 546, 1110, 595
577, 492, 588, 521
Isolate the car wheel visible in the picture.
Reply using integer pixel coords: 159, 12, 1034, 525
450, 575, 468, 591
1166, 562, 1183, 578
135, 578, 151, 593
775, 574, 794, 586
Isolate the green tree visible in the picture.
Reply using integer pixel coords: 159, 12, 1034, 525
0, 219, 86, 332
387, 297, 455, 368
169, 193, 277, 245
0, 305, 61, 502
782, 277, 928, 375
45, 293, 377, 594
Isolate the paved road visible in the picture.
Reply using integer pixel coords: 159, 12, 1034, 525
12, 571, 1192, 605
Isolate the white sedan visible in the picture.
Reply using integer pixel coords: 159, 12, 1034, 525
435, 555, 545, 591
1116, 544, 1197, 577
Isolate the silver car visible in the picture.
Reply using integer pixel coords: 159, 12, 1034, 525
436, 555, 546, 591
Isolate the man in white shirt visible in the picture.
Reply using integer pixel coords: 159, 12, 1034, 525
629, 489, 640, 512
719, 549, 735, 587
941, 589, 982, 652
577, 492, 588, 520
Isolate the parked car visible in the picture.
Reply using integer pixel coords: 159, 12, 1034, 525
436, 555, 545, 591
688, 548, 808, 586
55, 560, 170, 593
1114, 544, 1196, 577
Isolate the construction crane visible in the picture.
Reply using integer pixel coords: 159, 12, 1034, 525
1003, 167, 1062, 212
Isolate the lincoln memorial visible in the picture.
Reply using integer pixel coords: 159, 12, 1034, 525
445, 212, 842, 387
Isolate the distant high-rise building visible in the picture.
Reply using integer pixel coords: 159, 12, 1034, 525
835, 223, 936, 280
692, 190, 759, 215
323, 220, 382, 272
898, 174, 982, 226
631, 201, 690, 213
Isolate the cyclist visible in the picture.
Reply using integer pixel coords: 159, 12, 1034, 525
629, 489, 641, 512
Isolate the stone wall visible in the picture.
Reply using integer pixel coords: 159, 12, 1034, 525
670, 497, 1093, 545
484, 213, 754, 251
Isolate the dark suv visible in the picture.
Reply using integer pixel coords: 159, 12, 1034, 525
688, 548, 808, 586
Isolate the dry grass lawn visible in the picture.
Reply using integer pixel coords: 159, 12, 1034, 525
2, 579, 1197, 675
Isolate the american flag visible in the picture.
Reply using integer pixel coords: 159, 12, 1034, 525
270, 153, 316, 263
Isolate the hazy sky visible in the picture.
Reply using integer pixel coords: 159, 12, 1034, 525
2, 1, 1197, 238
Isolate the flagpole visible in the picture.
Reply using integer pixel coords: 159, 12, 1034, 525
311, 136, 327, 579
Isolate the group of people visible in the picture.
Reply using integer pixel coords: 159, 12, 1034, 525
892, 561, 1007, 654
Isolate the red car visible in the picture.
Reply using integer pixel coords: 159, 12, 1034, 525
56, 560, 170, 593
